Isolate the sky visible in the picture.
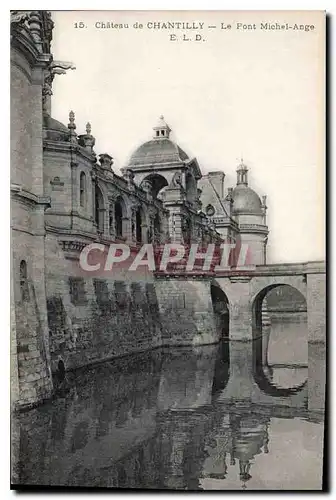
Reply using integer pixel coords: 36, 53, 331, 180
50, 10, 325, 263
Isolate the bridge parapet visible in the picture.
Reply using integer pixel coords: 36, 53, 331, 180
255, 261, 325, 276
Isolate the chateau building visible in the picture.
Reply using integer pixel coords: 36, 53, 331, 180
11, 11, 269, 409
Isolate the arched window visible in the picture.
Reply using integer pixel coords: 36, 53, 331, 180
19, 260, 29, 302
115, 198, 124, 238
95, 184, 104, 231
135, 208, 142, 243
80, 172, 86, 208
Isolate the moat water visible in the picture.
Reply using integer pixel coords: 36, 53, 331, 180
13, 314, 325, 491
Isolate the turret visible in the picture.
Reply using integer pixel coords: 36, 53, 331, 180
231, 159, 269, 266
153, 115, 171, 139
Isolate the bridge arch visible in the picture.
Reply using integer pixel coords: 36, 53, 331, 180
250, 275, 307, 305
210, 281, 230, 390
210, 281, 230, 341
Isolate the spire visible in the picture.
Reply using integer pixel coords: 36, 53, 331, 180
153, 115, 171, 139
67, 110, 77, 143
68, 110, 76, 130
239, 459, 252, 488
236, 158, 248, 186
78, 121, 96, 153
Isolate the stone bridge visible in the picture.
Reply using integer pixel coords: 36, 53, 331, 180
155, 261, 326, 413
212, 260, 326, 343
156, 260, 326, 345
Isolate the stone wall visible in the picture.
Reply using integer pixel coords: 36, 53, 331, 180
44, 235, 164, 373
11, 36, 53, 409
43, 235, 220, 372
307, 272, 326, 343
155, 278, 218, 346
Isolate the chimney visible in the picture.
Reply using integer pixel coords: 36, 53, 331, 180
207, 171, 225, 199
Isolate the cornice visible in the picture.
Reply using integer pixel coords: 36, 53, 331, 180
43, 140, 96, 164
11, 184, 51, 208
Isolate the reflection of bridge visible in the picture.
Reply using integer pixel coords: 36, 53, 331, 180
155, 261, 325, 412
14, 343, 324, 490
153, 344, 323, 490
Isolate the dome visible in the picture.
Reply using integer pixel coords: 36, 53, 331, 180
128, 138, 189, 166
128, 115, 189, 167
232, 184, 263, 215
43, 114, 70, 142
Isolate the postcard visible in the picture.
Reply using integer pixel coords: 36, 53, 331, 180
10, 10, 326, 491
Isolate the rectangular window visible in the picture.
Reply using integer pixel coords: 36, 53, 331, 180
93, 279, 110, 312
114, 281, 129, 310
69, 277, 86, 305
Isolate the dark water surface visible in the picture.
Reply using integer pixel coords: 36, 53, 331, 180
12, 315, 325, 490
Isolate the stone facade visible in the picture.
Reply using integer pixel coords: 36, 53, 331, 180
11, 11, 55, 410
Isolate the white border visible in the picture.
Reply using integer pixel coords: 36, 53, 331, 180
2, 1, 333, 499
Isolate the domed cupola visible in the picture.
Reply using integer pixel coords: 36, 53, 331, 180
153, 115, 171, 139
127, 116, 189, 168
232, 160, 263, 215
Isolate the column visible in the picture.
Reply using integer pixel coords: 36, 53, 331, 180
108, 197, 115, 239
91, 172, 96, 227
102, 204, 109, 237
228, 279, 252, 340
123, 216, 131, 244
71, 160, 78, 212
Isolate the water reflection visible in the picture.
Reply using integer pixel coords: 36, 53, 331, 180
13, 333, 325, 490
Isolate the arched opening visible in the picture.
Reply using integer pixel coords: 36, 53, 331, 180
186, 172, 197, 205
210, 283, 230, 394
135, 208, 142, 244
19, 260, 29, 302
141, 173, 168, 199
154, 213, 161, 243
95, 184, 104, 231
211, 283, 229, 340
252, 284, 307, 394
114, 197, 124, 238
58, 359, 65, 382
79, 171, 86, 208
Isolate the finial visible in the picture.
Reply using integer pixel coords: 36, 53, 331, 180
78, 120, 95, 152
67, 110, 77, 143
160, 115, 164, 120
237, 157, 247, 170
99, 153, 113, 170
236, 157, 249, 185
